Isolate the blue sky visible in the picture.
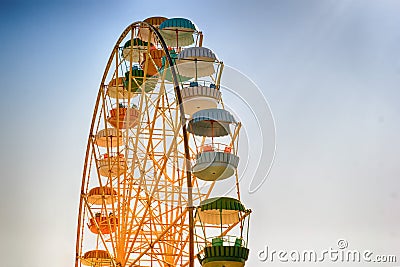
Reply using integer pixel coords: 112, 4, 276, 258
0, 0, 399, 266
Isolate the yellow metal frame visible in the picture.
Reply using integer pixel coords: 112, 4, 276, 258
76, 20, 244, 267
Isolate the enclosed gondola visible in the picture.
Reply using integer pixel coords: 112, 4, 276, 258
106, 77, 133, 99
88, 213, 118, 235
95, 128, 123, 147
196, 197, 251, 267
122, 38, 148, 62
176, 47, 217, 78
107, 104, 140, 129
80, 250, 112, 266
97, 152, 127, 177
159, 18, 196, 47
138, 16, 167, 44
181, 82, 221, 116
123, 66, 158, 93
87, 186, 117, 205
189, 109, 239, 181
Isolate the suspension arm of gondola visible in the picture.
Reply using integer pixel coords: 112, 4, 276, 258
216, 62, 224, 89
199, 31, 203, 47
229, 122, 242, 148
219, 210, 252, 238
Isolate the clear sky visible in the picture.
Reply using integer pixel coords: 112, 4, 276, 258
0, 0, 399, 266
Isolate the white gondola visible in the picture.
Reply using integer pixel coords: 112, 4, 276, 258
176, 47, 217, 78
181, 82, 221, 116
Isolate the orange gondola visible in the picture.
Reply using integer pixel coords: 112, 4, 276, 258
141, 49, 165, 76
88, 214, 118, 234
107, 105, 140, 129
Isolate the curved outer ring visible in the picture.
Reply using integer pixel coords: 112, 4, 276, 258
75, 21, 194, 267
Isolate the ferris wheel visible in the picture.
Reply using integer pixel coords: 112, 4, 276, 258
75, 16, 252, 267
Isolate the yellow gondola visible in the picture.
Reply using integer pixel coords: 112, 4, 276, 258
87, 186, 117, 205
97, 153, 127, 177
95, 128, 123, 147
106, 77, 134, 99
81, 250, 112, 266
138, 16, 167, 43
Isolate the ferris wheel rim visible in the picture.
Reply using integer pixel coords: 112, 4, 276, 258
75, 19, 196, 267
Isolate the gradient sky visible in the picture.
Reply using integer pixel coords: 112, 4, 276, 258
0, 0, 399, 266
